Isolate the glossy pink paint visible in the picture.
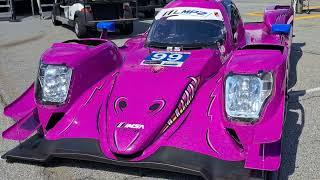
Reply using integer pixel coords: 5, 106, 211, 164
2, 0, 293, 172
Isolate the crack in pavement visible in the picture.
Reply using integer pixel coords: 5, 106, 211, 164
76, 175, 97, 180
301, 50, 320, 56
0, 93, 8, 106
40, 168, 58, 180
0, 34, 45, 48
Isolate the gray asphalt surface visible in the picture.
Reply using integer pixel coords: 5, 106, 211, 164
1, 0, 320, 179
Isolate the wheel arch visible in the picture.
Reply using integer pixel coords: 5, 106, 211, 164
73, 11, 83, 20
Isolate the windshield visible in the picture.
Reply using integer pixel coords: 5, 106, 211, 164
146, 19, 225, 48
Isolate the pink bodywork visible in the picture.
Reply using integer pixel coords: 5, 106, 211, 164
2, 0, 293, 172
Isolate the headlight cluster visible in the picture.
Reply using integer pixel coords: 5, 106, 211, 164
225, 72, 273, 121
37, 63, 72, 104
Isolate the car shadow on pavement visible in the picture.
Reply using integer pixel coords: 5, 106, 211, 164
288, 42, 305, 89
280, 42, 306, 179
307, 8, 320, 13
280, 95, 305, 180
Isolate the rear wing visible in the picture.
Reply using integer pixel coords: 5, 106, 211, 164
264, 5, 294, 31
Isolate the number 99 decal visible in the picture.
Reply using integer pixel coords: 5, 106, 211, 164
142, 52, 190, 67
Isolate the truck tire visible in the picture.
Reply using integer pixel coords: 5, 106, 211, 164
51, 10, 61, 26
122, 21, 134, 35
74, 16, 87, 38
144, 9, 156, 18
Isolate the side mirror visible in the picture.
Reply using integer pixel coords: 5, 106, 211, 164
97, 22, 115, 39
271, 24, 291, 35
218, 27, 227, 44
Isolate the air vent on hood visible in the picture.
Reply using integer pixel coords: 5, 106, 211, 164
45, 113, 65, 131
241, 44, 284, 53
226, 128, 243, 149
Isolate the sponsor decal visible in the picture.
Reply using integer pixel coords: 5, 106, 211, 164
155, 7, 223, 21
162, 9, 208, 18
141, 51, 190, 67
161, 76, 200, 133
117, 122, 144, 130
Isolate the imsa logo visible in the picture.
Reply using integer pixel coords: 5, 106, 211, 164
117, 122, 145, 130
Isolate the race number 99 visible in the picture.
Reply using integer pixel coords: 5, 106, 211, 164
148, 52, 188, 62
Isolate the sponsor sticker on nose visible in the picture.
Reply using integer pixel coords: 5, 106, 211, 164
117, 122, 144, 130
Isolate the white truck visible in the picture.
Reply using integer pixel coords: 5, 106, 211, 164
52, 0, 166, 37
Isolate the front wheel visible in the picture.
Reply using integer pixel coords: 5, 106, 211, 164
74, 17, 87, 38
264, 170, 280, 180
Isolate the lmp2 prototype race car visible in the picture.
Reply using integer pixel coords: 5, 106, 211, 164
2, 0, 294, 179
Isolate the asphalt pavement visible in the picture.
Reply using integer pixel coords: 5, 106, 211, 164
1, 0, 320, 179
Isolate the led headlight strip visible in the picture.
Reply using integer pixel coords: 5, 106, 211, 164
161, 76, 200, 133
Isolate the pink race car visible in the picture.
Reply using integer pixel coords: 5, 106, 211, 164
2, 0, 294, 179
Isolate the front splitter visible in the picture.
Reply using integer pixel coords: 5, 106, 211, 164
2, 134, 259, 180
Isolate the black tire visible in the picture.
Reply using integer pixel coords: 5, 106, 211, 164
264, 170, 280, 180
122, 21, 134, 35
74, 16, 88, 38
144, 9, 156, 18
51, 11, 61, 26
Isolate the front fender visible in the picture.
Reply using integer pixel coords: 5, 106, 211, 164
3, 39, 122, 141
224, 49, 288, 170
225, 49, 287, 143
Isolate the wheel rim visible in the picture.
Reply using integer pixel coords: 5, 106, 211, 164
75, 22, 79, 35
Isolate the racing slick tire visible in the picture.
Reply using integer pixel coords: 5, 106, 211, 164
51, 11, 61, 26
74, 16, 88, 38
121, 21, 134, 35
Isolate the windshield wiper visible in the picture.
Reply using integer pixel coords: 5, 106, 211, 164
146, 40, 221, 50
146, 41, 171, 49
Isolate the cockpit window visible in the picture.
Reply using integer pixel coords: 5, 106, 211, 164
146, 19, 225, 48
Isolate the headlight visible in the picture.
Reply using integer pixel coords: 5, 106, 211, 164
36, 63, 72, 104
225, 72, 273, 121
